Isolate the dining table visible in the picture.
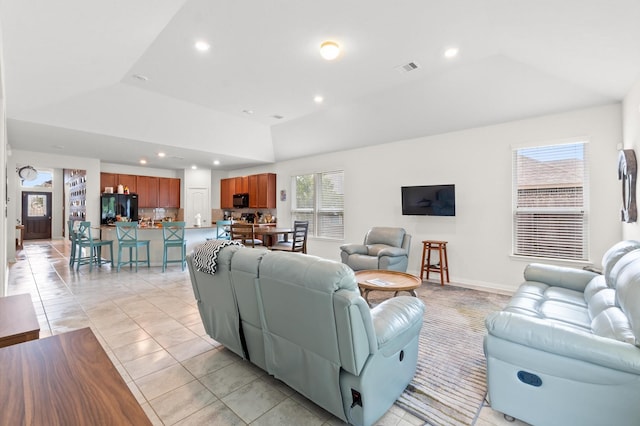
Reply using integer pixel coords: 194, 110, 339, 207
242, 226, 293, 248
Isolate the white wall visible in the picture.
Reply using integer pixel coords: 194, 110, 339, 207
622, 78, 640, 240
235, 104, 622, 293
0, 26, 7, 296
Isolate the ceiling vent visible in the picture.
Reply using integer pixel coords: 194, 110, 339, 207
271, 114, 285, 120
396, 62, 420, 73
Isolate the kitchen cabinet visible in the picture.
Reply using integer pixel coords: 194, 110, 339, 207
117, 174, 138, 194
159, 178, 180, 208
137, 176, 159, 208
249, 173, 276, 209
220, 178, 236, 209
221, 173, 276, 209
235, 176, 248, 193
100, 173, 117, 193
100, 173, 137, 194
100, 173, 180, 208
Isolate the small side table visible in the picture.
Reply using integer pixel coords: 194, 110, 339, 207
420, 240, 450, 286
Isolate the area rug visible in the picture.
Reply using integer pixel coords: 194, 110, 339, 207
369, 282, 510, 426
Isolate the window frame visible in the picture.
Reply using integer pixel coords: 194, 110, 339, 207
512, 140, 589, 262
291, 170, 344, 240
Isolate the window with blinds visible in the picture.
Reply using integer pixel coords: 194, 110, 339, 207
291, 170, 344, 239
512, 141, 588, 261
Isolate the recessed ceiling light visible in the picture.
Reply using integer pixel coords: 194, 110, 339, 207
213, 160, 220, 166
314, 95, 324, 104
195, 40, 210, 51
320, 41, 340, 60
139, 159, 147, 165
132, 74, 149, 81
191, 165, 198, 170
157, 152, 166, 158
444, 47, 459, 59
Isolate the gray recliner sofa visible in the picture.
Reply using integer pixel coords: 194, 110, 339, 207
187, 245, 425, 426
340, 227, 411, 272
484, 240, 640, 426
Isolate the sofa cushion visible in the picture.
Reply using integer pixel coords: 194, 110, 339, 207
583, 275, 608, 303
591, 307, 636, 345
539, 300, 591, 330
367, 244, 392, 256
602, 240, 640, 287
587, 288, 616, 319
614, 253, 640, 346
365, 227, 405, 248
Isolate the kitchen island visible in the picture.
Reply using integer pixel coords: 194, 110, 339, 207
100, 225, 218, 267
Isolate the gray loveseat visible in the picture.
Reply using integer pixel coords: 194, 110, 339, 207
484, 240, 640, 425
187, 243, 425, 426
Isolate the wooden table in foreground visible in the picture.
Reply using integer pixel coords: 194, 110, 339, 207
0, 327, 151, 426
354, 269, 422, 305
0, 293, 39, 348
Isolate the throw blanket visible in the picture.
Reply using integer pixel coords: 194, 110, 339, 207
192, 240, 244, 275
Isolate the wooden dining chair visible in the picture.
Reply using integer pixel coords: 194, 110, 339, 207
230, 223, 263, 248
271, 221, 308, 253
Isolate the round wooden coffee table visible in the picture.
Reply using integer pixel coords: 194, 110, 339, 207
354, 269, 421, 305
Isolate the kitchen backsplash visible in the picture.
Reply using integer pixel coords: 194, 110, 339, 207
139, 207, 179, 221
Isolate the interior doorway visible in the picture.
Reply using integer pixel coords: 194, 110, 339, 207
22, 191, 52, 240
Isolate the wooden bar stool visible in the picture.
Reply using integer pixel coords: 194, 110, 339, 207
420, 240, 450, 285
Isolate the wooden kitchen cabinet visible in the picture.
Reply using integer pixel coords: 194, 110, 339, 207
248, 175, 258, 208
220, 178, 236, 209
100, 173, 117, 193
249, 173, 276, 208
137, 176, 159, 208
235, 176, 249, 193
159, 178, 180, 208
117, 174, 138, 194
221, 173, 276, 209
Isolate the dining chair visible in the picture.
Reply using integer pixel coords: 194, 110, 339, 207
216, 220, 232, 240
162, 221, 186, 272
115, 222, 150, 272
230, 223, 263, 248
74, 221, 113, 271
68, 220, 79, 266
271, 221, 308, 253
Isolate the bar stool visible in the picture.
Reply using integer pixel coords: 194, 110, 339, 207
420, 240, 450, 285
115, 222, 150, 272
162, 221, 186, 272
75, 221, 113, 271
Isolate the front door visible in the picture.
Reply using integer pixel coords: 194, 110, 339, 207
22, 191, 52, 240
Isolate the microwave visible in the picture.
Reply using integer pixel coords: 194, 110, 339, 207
233, 193, 249, 208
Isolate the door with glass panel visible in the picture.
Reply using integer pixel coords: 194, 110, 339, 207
22, 192, 52, 240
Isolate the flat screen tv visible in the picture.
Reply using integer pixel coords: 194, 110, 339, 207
401, 184, 455, 216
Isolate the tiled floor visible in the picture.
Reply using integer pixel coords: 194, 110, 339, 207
7, 240, 527, 426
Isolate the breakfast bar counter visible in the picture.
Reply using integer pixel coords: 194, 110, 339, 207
100, 225, 217, 267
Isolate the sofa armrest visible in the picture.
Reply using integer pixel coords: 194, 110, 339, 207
524, 263, 598, 292
340, 243, 368, 255
376, 247, 408, 257
486, 311, 640, 375
371, 297, 424, 355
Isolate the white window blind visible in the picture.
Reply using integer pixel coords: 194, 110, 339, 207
512, 142, 588, 261
291, 170, 344, 239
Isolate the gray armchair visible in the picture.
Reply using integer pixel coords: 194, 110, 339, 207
340, 227, 411, 272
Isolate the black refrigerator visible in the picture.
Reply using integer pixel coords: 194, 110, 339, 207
101, 193, 139, 224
